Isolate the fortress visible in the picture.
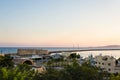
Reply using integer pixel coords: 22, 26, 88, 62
12, 49, 50, 66
17, 49, 49, 56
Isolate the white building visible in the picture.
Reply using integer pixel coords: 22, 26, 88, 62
94, 55, 120, 73
50, 53, 63, 59
61, 52, 71, 58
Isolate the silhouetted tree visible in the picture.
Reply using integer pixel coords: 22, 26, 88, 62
0, 55, 14, 68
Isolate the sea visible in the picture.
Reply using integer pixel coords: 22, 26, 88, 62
0, 47, 120, 59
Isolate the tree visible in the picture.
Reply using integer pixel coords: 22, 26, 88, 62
0, 64, 35, 80
69, 53, 80, 59
0, 55, 14, 68
0, 55, 109, 80
38, 60, 107, 80
109, 73, 120, 80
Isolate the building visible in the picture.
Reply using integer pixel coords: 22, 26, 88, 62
12, 49, 50, 66
32, 66, 46, 73
17, 49, 49, 56
50, 53, 63, 59
13, 58, 35, 66
94, 54, 120, 73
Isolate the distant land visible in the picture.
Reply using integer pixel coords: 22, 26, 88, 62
87, 45, 120, 49
103, 45, 120, 47
80, 45, 120, 49
96, 45, 120, 48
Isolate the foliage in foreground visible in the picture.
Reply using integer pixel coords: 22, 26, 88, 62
34, 60, 108, 80
109, 73, 120, 80
1, 55, 120, 80
0, 55, 14, 68
0, 64, 35, 80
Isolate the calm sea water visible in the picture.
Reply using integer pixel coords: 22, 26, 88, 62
0, 47, 120, 59
77, 50, 120, 59
0, 47, 81, 54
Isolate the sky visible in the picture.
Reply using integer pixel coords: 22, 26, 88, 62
0, 0, 120, 47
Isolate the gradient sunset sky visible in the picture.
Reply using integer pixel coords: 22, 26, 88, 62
0, 0, 120, 47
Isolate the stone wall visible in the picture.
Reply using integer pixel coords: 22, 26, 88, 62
17, 49, 49, 55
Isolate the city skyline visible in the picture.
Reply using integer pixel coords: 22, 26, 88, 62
0, 0, 120, 47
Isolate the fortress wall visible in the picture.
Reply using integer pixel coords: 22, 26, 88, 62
17, 49, 49, 55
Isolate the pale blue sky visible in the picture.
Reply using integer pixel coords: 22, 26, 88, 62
0, 0, 120, 47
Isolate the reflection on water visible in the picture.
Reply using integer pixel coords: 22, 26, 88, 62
77, 50, 120, 59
